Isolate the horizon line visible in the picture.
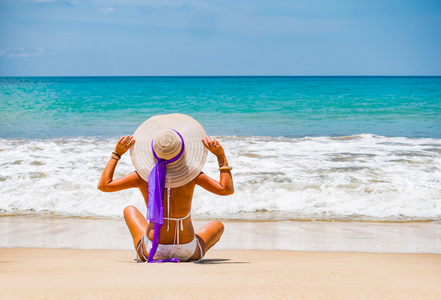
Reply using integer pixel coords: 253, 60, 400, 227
1, 75, 441, 78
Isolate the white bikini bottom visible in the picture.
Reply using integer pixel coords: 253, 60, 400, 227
138, 235, 203, 262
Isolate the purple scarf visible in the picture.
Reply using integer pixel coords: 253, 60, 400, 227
147, 130, 184, 263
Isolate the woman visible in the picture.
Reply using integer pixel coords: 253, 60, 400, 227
97, 114, 234, 262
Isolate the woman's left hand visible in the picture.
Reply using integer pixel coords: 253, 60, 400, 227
115, 135, 135, 156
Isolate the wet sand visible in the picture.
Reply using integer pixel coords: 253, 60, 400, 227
1, 215, 441, 253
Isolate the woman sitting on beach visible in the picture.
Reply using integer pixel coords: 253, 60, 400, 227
97, 114, 234, 262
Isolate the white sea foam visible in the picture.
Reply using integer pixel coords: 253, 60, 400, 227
1, 135, 440, 221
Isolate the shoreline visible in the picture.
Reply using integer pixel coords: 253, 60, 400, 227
2, 215, 440, 254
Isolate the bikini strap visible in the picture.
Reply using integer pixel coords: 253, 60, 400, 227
164, 187, 191, 232
163, 212, 191, 231
193, 238, 204, 263
136, 234, 149, 263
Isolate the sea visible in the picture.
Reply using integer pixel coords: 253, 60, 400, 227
1, 76, 440, 222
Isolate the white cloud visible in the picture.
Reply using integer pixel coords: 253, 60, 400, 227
25, 0, 59, 2
23, 0, 81, 5
99, 7, 115, 14
0, 48, 46, 58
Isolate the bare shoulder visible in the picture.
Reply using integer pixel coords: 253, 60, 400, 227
194, 171, 209, 183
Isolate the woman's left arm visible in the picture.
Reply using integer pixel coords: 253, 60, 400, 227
195, 137, 234, 196
97, 135, 140, 192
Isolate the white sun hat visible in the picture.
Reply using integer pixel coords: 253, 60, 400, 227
130, 113, 208, 188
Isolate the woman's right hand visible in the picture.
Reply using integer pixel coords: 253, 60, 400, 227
202, 136, 225, 158
115, 135, 135, 156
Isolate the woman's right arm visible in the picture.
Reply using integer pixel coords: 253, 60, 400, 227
97, 135, 141, 192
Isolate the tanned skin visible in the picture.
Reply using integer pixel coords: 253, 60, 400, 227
98, 135, 234, 261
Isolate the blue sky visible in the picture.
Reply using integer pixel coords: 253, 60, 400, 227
1, 0, 440, 76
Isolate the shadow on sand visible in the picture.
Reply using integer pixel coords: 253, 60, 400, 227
196, 258, 250, 265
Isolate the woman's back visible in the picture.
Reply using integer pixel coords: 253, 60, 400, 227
141, 178, 197, 244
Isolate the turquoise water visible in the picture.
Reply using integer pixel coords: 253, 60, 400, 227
1, 76, 440, 138
1, 76, 441, 221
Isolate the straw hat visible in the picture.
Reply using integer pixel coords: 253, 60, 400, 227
130, 114, 208, 188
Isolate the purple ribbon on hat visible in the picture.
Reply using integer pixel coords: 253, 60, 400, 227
147, 130, 184, 263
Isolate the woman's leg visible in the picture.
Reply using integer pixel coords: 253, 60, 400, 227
123, 205, 148, 250
190, 221, 224, 261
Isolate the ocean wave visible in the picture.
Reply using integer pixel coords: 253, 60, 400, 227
1, 135, 440, 221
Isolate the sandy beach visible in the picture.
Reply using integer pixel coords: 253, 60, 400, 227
1, 216, 441, 299
1, 248, 440, 299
